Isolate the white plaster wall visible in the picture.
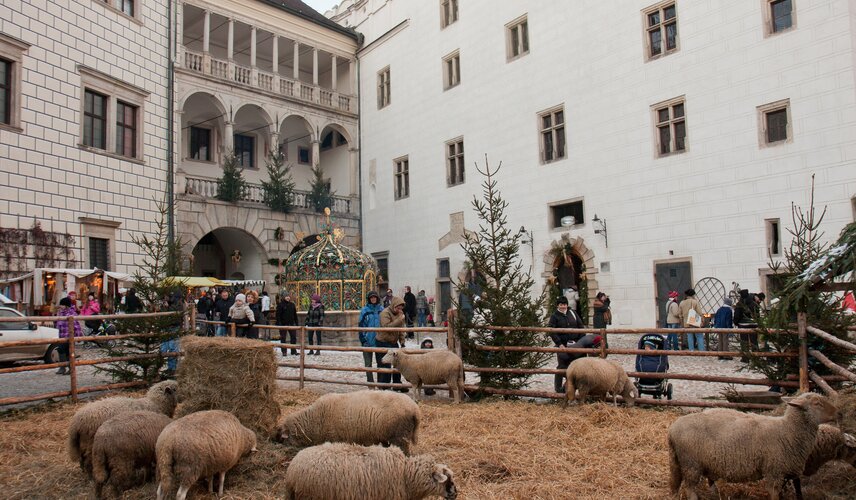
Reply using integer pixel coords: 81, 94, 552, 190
356, 0, 856, 326
0, 0, 171, 274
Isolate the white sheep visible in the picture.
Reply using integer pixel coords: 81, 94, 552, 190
381, 349, 466, 403
283, 442, 457, 500
68, 380, 178, 476
668, 392, 839, 500
791, 423, 856, 499
91, 410, 173, 499
563, 357, 636, 408
276, 390, 421, 455
156, 410, 257, 500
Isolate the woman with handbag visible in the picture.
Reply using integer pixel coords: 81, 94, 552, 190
679, 289, 705, 351
226, 293, 255, 338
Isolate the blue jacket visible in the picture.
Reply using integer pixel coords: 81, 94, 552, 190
358, 303, 384, 347
713, 305, 733, 329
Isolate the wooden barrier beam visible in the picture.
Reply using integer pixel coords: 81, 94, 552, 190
809, 371, 838, 397
0, 380, 148, 407
472, 345, 797, 358
807, 326, 856, 352
808, 349, 856, 383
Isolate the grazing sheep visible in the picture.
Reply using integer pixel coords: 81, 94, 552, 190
276, 390, 420, 455
68, 380, 178, 476
791, 424, 856, 499
668, 392, 839, 500
381, 349, 466, 403
563, 357, 636, 408
283, 442, 456, 500
91, 410, 173, 499
156, 410, 257, 500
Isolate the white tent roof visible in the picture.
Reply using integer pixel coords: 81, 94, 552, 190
0, 292, 13, 304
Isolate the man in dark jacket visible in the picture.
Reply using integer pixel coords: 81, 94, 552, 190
276, 291, 299, 355
196, 291, 214, 336
734, 289, 759, 358
403, 286, 417, 336
213, 289, 234, 337
549, 296, 584, 393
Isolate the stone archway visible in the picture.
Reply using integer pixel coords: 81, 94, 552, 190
191, 227, 268, 280
541, 234, 599, 320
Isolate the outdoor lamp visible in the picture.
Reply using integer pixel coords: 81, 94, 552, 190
592, 214, 608, 247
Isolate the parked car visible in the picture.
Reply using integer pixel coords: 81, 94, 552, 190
0, 307, 60, 363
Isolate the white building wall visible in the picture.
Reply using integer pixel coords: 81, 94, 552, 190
354, 0, 856, 326
0, 0, 171, 274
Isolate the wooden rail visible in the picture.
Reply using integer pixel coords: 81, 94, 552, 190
808, 349, 856, 384
806, 326, 856, 352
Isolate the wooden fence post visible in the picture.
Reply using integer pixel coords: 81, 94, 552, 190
67, 315, 78, 403
446, 310, 455, 353
229, 322, 236, 338
299, 326, 306, 390
190, 309, 196, 335
600, 329, 607, 358
798, 312, 809, 393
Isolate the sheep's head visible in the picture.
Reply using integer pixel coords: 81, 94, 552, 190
274, 418, 292, 443
381, 350, 399, 366
433, 464, 457, 500
621, 379, 637, 407
407, 456, 456, 499
148, 380, 179, 415
243, 427, 258, 455
785, 393, 838, 425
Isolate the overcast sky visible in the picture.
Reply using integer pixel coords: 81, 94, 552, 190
303, 0, 340, 14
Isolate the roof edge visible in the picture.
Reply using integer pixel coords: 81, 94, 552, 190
256, 0, 362, 43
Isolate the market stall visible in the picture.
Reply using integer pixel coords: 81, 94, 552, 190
0, 268, 132, 314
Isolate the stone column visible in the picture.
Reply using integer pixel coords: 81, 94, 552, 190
271, 130, 280, 154
224, 121, 234, 151
311, 139, 320, 168
348, 147, 359, 197
227, 19, 234, 60
272, 35, 279, 74
250, 27, 257, 67
293, 41, 300, 80
331, 55, 338, 91
312, 48, 318, 85
202, 10, 210, 53
349, 59, 356, 94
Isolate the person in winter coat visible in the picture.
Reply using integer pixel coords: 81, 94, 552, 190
549, 296, 584, 393
227, 293, 254, 338
124, 288, 142, 314
592, 292, 611, 329
377, 296, 407, 391
81, 292, 102, 334
246, 291, 265, 340
420, 337, 437, 395
713, 297, 734, 359
55, 297, 81, 375
196, 291, 214, 336
679, 289, 705, 351
276, 291, 299, 355
403, 286, 417, 336
213, 289, 234, 337
665, 290, 682, 350
383, 288, 394, 308
415, 290, 430, 328
358, 291, 384, 384
305, 293, 325, 355
734, 289, 759, 356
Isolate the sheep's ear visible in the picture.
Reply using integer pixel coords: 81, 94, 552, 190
432, 464, 450, 483
784, 396, 805, 408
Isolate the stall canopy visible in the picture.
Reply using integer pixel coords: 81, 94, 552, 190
0, 292, 13, 305
162, 276, 228, 288
0, 268, 132, 306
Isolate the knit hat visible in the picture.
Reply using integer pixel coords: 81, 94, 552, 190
556, 296, 569, 305
724, 297, 733, 306
59, 297, 73, 307
311, 293, 322, 302
235, 293, 246, 303
668, 291, 679, 299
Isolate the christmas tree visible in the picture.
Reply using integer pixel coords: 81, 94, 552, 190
261, 149, 295, 213
307, 164, 334, 213
216, 152, 246, 203
454, 156, 549, 394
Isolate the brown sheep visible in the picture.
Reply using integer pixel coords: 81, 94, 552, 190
563, 357, 636, 408
68, 380, 178, 476
156, 410, 257, 500
668, 392, 839, 500
283, 442, 456, 500
276, 390, 421, 455
381, 349, 466, 403
792, 424, 856, 499
91, 410, 172, 499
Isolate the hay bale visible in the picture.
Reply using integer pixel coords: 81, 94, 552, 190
836, 387, 856, 434
175, 336, 280, 437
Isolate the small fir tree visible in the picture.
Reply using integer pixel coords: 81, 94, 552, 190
261, 149, 295, 213
307, 165, 334, 213
97, 197, 191, 383
454, 156, 549, 395
217, 152, 247, 203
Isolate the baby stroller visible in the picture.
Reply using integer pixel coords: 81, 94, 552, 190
634, 334, 672, 400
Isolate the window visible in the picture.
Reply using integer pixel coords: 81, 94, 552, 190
115, 101, 137, 158
766, 219, 781, 256
506, 15, 529, 60
438, 258, 451, 279
96, 0, 136, 18
436, 258, 452, 323
653, 97, 686, 156
550, 200, 584, 229
644, 2, 678, 60
443, 51, 461, 89
298, 146, 311, 165
758, 99, 792, 146
79, 66, 148, 161
89, 237, 110, 270
440, 0, 458, 28
394, 156, 409, 200
190, 126, 211, 161
0, 34, 28, 131
446, 138, 464, 186
84, 90, 108, 150
321, 131, 346, 151
539, 106, 566, 163
767, 0, 793, 34
234, 134, 255, 168
373, 252, 389, 294
377, 66, 391, 109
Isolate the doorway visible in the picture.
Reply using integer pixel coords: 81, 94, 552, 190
654, 260, 692, 327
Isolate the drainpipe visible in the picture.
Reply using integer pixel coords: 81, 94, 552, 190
166, 0, 176, 245
356, 53, 363, 249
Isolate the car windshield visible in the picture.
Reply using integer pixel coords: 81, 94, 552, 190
0, 308, 26, 330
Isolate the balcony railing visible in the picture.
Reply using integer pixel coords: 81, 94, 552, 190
182, 48, 355, 113
183, 176, 353, 215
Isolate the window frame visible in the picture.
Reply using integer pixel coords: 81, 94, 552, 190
505, 15, 529, 62
83, 89, 108, 150
377, 66, 391, 109
652, 96, 687, 157
233, 133, 256, 169
115, 100, 137, 158
393, 155, 410, 200
0, 33, 29, 133
757, 99, 792, 147
445, 137, 465, 187
763, 0, 796, 36
642, 1, 679, 61
440, 0, 459, 29
538, 105, 567, 164
765, 218, 781, 257
442, 50, 461, 90
297, 145, 312, 165
80, 217, 120, 272
189, 126, 212, 162
78, 66, 148, 163
548, 198, 586, 231
93, 0, 141, 22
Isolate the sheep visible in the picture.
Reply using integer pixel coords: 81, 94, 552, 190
156, 410, 257, 500
381, 349, 466, 403
276, 390, 420, 455
668, 392, 839, 500
283, 442, 457, 500
91, 410, 173, 499
791, 424, 856, 499
68, 379, 178, 476
563, 357, 636, 408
